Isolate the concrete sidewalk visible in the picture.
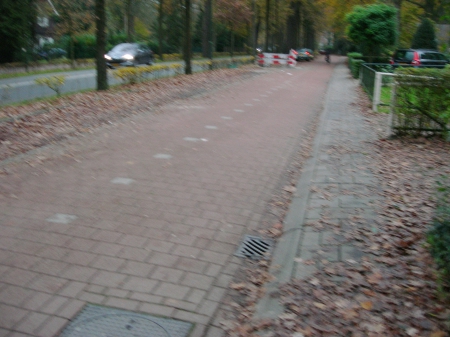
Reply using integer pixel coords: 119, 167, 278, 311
256, 60, 382, 318
0, 60, 335, 337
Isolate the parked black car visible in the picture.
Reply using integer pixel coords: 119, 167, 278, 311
105, 43, 154, 69
390, 49, 449, 68
48, 48, 67, 59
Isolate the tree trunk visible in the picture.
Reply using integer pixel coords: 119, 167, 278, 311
264, 0, 270, 51
230, 28, 234, 61
184, 0, 192, 74
251, 0, 256, 56
126, 0, 134, 42
67, 13, 75, 69
203, 0, 213, 59
158, 0, 164, 60
96, 0, 108, 91
285, 1, 299, 50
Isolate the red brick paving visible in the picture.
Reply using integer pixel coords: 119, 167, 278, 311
0, 61, 334, 337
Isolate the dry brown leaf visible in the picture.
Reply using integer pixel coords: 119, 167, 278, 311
360, 301, 373, 310
283, 186, 297, 193
229, 282, 246, 291
366, 272, 383, 284
362, 289, 376, 297
430, 331, 447, 337
313, 302, 327, 309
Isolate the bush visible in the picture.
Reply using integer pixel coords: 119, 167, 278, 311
112, 56, 254, 84
393, 67, 450, 136
35, 75, 66, 96
347, 52, 363, 59
347, 53, 364, 78
112, 64, 183, 84
73, 34, 96, 59
411, 18, 437, 50
427, 177, 450, 286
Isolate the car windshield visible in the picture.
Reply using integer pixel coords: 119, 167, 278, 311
110, 44, 136, 53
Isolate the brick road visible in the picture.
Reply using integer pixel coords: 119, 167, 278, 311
0, 59, 335, 337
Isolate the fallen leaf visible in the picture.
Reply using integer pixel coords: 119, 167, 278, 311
362, 289, 376, 297
367, 272, 383, 285
406, 327, 419, 336
313, 302, 327, 309
360, 301, 373, 310
229, 282, 246, 290
283, 186, 297, 193
430, 331, 447, 337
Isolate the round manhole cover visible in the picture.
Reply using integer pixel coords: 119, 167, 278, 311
63, 313, 172, 337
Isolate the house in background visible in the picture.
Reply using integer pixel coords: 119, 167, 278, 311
35, 0, 59, 47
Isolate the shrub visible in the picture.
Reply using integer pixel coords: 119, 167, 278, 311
35, 75, 66, 96
427, 177, 450, 286
347, 52, 363, 59
73, 34, 96, 59
411, 18, 437, 50
393, 67, 450, 136
349, 58, 365, 78
112, 64, 183, 84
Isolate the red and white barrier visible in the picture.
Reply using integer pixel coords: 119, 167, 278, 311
257, 49, 297, 67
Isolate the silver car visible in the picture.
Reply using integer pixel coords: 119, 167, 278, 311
105, 43, 154, 69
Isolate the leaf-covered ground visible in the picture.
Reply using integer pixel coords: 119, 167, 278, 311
222, 88, 450, 337
0, 67, 259, 164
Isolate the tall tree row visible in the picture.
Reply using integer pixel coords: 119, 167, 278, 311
0, 0, 37, 63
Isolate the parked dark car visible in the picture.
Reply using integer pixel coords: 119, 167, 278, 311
48, 48, 67, 59
390, 49, 449, 68
296, 48, 314, 61
105, 43, 154, 69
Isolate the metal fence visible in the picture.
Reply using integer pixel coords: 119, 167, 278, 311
359, 63, 449, 138
360, 63, 395, 112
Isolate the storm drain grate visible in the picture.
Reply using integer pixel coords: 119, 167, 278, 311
235, 235, 274, 260
59, 304, 192, 337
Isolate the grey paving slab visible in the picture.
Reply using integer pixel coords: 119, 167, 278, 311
255, 60, 383, 319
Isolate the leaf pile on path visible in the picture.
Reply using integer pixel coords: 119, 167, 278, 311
222, 96, 450, 336
0, 66, 259, 162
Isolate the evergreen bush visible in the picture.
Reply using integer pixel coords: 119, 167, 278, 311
73, 34, 96, 59
427, 177, 450, 285
347, 53, 364, 78
394, 67, 450, 135
411, 18, 437, 50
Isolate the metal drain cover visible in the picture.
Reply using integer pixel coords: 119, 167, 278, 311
235, 235, 273, 260
59, 304, 192, 337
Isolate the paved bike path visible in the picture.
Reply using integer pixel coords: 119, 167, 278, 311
0, 60, 335, 337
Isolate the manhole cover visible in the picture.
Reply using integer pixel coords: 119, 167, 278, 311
59, 305, 192, 337
235, 235, 273, 260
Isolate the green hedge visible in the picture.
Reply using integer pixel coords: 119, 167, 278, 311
73, 34, 96, 59
393, 67, 450, 136
427, 177, 450, 286
347, 52, 363, 59
112, 56, 255, 84
347, 53, 364, 78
